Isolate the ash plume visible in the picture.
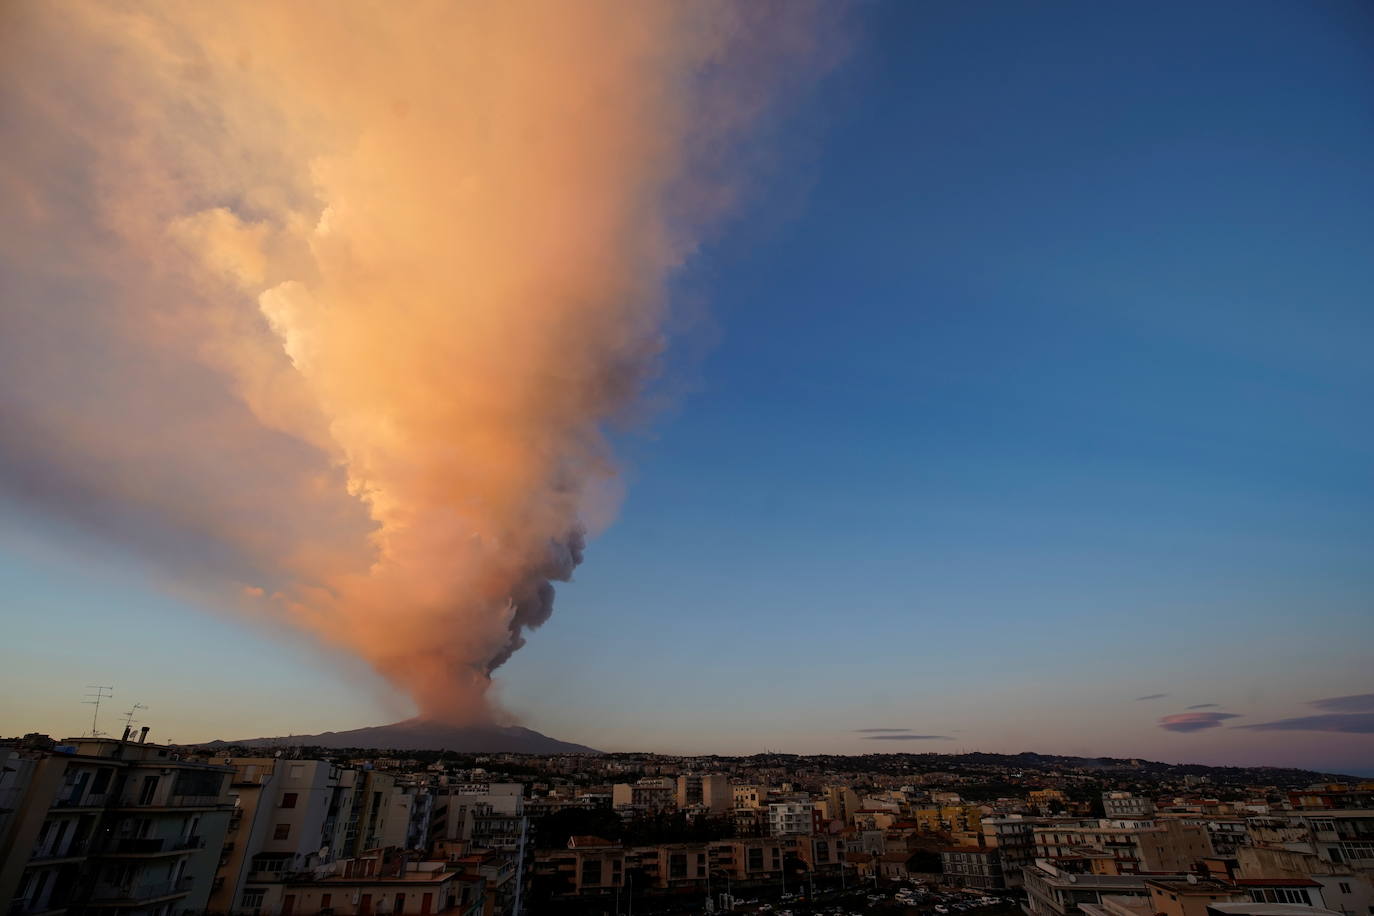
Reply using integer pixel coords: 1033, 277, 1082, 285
0, 1, 833, 724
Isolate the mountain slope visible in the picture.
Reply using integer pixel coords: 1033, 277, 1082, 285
199, 718, 600, 754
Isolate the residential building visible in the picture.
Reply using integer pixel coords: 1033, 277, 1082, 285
610, 778, 675, 811
429, 784, 529, 916
1144, 877, 1249, 916
942, 846, 1006, 890
207, 757, 352, 913
676, 774, 731, 814
768, 802, 814, 837
982, 815, 1037, 888
1025, 860, 1189, 916
1104, 793, 1156, 819
0, 733, 233, 916
1035, 817, 1214, 874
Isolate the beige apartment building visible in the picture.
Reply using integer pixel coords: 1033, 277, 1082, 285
915, 804, 984, 833
676, 774, 730, 814
0, 732, 233, 915
1035, 817, 1214, 874
208, 757, 353, 913
280, 848, 485, 916
611, 778, 675, 811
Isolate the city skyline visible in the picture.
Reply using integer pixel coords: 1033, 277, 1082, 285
2, 0, 1373, 776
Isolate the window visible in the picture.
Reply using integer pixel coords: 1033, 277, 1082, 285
138, 775, 159, 805
241, 890, 265, 908
281, 792, 298, 809
1340, 884, 1352, 895
274, 823, 291, 840
1253, 888, 1310, 905
321, 894, 332, 908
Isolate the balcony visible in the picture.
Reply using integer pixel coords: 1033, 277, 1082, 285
30, 838, 90, 862
51, 791, 108, 810
9, 896, 72, 916
86, 876, 194, 906
97, 836, 206, 857
113, 793, 224, 810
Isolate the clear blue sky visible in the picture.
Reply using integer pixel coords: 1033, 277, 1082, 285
2, 0, 1371, 773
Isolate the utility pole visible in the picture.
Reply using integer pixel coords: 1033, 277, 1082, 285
82, 685, 113, 737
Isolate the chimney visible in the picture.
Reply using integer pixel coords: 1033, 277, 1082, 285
121, 726, 133, 742
138, 726, 150, 744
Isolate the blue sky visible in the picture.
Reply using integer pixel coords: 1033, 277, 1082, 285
2, 0, 1371, 772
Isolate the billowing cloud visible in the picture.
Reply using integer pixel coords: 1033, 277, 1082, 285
1136, 693, 1169, 701
864, 734, 952, 741
1238, 714, 1374, 734
1310, 693, 1374, 713
1187, 703, 1219, 709
0, 1, 833, 724
1158, 712, 1240, 732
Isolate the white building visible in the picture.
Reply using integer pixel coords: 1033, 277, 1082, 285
768, 802, 813, 837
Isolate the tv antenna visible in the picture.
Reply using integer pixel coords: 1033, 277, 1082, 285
121, 703, 147, 738
83, 685, 114, 737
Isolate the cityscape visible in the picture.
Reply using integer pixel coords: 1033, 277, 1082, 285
1, 728, 1372, 916
2, 1, 1372, 916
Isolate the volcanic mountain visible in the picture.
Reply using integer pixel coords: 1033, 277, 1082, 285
198, 718, 600, 754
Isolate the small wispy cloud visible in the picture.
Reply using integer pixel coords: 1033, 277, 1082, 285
864, 734, 952, 741
1310, 693, 1374, 713
854, 728, 912, 733
1187, 703, 1219, 709
1237, 713, 1374, 734
1136, 693, 1169, 701
1159, 712, 1240, 733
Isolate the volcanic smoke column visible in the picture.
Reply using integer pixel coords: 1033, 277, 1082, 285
0, 1, 829, 723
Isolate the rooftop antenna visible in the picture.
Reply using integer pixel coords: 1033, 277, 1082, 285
83, 685, 114, 737
120, 703, 147, 740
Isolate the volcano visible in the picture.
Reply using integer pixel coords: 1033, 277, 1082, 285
198, 718, 600, 754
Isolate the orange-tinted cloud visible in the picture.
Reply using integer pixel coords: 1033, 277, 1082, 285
0, 1, 833, 724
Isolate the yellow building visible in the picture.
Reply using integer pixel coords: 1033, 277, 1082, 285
915, 805, 984, 833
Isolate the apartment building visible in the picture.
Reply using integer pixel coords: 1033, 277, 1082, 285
768, 802, 814, 837
534, 835, 808, 899
0, 733, 233, 916
208, 757, 353, 913
428, 784, 528, 916
279, 848, 485, 916
1035, 818, 1214, 874
338, 768, 398, 858
1104, 793, 1156, 819
1238, 811, 1374, 916
794, 834, 848, 875
941, 846, 1005, 890
676, 774, 730, 814
825, 786, 860, 824
982, 816, 1037, 888
733, 785, 763, 810
915, 805, 984, 834
610, 778, 675, 811
1142, 877, 1250, 916
1024, 860, 1190, 916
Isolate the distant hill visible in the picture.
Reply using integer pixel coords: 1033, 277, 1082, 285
725, 749, 1362, 785
198, 718, 600, 755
